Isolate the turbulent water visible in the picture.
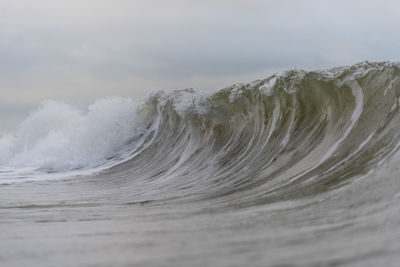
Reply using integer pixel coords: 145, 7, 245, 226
1, 61, 400, 266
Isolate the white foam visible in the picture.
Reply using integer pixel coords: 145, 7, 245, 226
259, 76, 277, 96
0, 97, 150, 173
177, 94, 210, 117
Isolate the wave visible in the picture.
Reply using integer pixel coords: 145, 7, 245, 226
1, 61, 400, 205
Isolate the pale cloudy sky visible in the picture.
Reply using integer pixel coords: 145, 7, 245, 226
1, 0, 400, 131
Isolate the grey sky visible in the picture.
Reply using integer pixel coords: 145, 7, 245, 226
1, 0, 400, 131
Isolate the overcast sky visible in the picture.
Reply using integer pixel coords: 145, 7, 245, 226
1, 0, 400, 131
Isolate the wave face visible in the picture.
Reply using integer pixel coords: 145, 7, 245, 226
2, 62, 400, 266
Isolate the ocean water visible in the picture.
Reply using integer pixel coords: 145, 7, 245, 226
1, 61, 400, 266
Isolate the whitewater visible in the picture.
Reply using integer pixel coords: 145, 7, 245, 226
1, 61, 400, 266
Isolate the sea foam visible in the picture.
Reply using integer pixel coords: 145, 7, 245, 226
0, 97, 148, 171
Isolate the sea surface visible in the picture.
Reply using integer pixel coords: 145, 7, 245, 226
1, 61, 400, 266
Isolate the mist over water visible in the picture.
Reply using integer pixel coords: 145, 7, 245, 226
1, 62, 400, 266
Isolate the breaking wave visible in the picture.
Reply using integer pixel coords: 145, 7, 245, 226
1, 61, 400, 205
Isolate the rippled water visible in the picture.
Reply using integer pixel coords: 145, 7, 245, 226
1, 61, 400, 266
